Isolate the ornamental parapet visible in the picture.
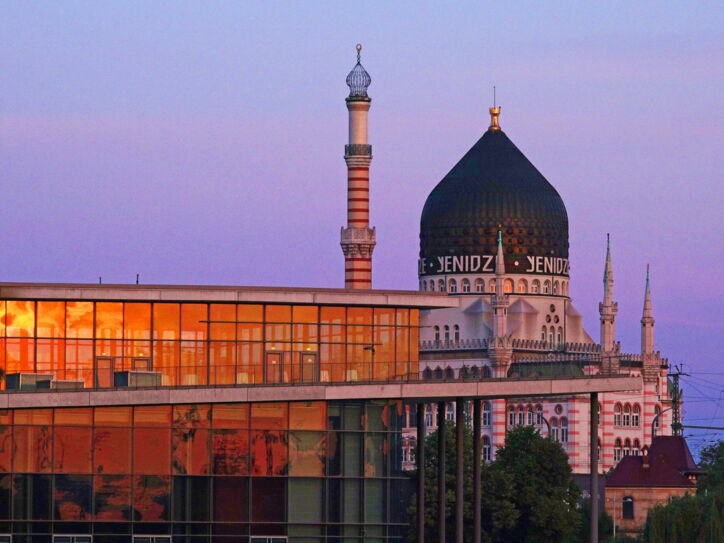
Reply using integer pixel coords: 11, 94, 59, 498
419, 338, 488, 351
345, 144, 372, 158
341, 226, 376, 244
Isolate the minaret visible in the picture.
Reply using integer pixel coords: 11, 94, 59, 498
489, 230, 511, 377
641, 264, 655, 355
599, 234, 618, 352
340, 44, 376, 289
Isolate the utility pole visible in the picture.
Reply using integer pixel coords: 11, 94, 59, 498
669, 364, 688, 437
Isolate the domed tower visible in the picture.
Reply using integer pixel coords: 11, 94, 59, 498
419, 107, 592, 347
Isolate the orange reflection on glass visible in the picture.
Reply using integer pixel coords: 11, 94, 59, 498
54, 427, 92, 473
181, 304, 207, 340
210, 304, 235, 340
210, 341, 235, 385
173, 404, 211, 427
95, 406, 132, 426
66, 301, 94, 339
0, 424, 11, 472
93, 427, 131, 474
266, 305, 291, 323
153, 303, 180, 340
133, 428, 171, 474
251, 430, 288, 476
124, 303, 151, 340
238, 304, 263, 323
290, 402, 326, 430
55, 408, 92, 426
172, 427, 210, 475
96, 302, 123, 340
288, 431, 326, 476
211, 428, 249, 475
212, 404, 249, 428
15, 409, 52, 425
94, 474, 131, 520
13, 425, 52, 472
133, 475, 170, 521
5, 338, 35, 374
5, 301, 35, 337
134, 405, 171, 426
293, 305, 318, 323
36, 338, 65, 377
36, 301, 65, 338
251, 403, 288, 430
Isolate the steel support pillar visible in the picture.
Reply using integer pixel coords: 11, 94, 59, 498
590, 392, 599, 543
417, 403, 425, 543
455, 399, 465, 543
473, 400, 481, 543
437, 401, 446, 543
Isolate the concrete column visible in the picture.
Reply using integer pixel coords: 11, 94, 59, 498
455, 399, 464, 543
473, 400, 481, 543
437, 401, 446, 543
417, 403, 425, 543
590, 392, 599, 543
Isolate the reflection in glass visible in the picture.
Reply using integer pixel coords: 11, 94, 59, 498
250, 430, 287, 476
133, 475, 170, 522
94, 474, 131, 521
211, 429, 249, 475
54, 474, 92, 520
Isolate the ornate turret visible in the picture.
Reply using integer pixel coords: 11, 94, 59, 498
490, 231, 512, 376
341, 44, 376, 289
599, 234, 618, 352
641, 264, 655, 355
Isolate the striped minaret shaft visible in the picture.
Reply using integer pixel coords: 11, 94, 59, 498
341, 45, 376, 289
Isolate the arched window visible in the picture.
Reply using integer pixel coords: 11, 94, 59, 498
445, 367, 455, 380
557, 327, 563, 345
623, 404, 631, 426
517, 406, 525, 426
471, 366, 481, 379
434, 367, 443, 380
429, 280, 435, 292
654, 405, 661, 428
614, 403, 622, 427
517, 279, 528, 293
423, 367, 433, 380
449, 278, 457, 293
438, 279, 445, 292
527, 406, 535, 426
446, 402, 455, 420
488, 279, 496, 293
624, 438, 631, 456
562, 281, 568, 296
541, 326, 547, 342
532, 279, 541, 294
549, 326, 555, 344
508, 406, 515, 427
475, 278, 484, 293
462, 278, 471, 293
453, 324, 460, 342
482, 402, 491, 426
633, 439, 641, 456
614, 438, 623, 462
433, 326, 440, 342
553, 280, 559, 295
504, 279, 513, 293
550, 417, 559, 442
459, 366, 470, 380
444, 325, 450, 342
560, 417, 568, 443
536, 405, 543, 426
482, 435, 491, 462
632, 404, 641, 427
543, 280, 551, 294
622, 496, 634, 520
425, 404, 434, 427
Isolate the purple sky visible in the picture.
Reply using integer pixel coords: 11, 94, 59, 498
1, 2, 722, 455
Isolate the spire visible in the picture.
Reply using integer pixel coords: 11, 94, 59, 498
603, 233, 613, 300
495, 230, 505, 276
599, 233, 618, 352
346, 44, 371, 99
641, 264, 655, 355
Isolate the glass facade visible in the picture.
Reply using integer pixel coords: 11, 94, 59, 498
0, 301, 419, 389
0, 400, 408, 543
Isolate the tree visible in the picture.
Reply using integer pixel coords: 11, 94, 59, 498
409, 422, 579, 543
698, 440, 724, 495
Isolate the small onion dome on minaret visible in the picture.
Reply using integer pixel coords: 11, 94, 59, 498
419, 103, 569, 278
346, 44, 371, 99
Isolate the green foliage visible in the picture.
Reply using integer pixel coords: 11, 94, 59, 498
572, 499, 613, 543
643, 491, 723, 543
409, 423, 579, 543
698, 440, 724, 495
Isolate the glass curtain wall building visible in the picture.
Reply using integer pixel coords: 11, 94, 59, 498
0, 284, 450, 543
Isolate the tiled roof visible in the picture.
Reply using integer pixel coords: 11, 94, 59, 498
607, 436, 698, 488
649, 436, 701, 474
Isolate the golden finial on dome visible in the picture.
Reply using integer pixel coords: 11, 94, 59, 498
488, 85, 501, 131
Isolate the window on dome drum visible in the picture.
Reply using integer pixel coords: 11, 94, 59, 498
614, 404, 622, 426
453, 325, 460, 342
449, 279, 457, 293
482, 402, 491, 426
560, 418, 568, 443
475, 278, 484, 292
483, 436, 491, 462
429, 280, 435, 292
623, 404, 631, 426
532, 279, 540, 293
517, 279, 528, 293
438, 279, 445, 292
504, 279, 513, 293
632, 404, 641, 427
488, 279, 496, 293
543, 280, 551, 294
622, 497, 634, 520
614, 438, 623, 462
462, 279, 471, 293
553, 281, 559, 295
